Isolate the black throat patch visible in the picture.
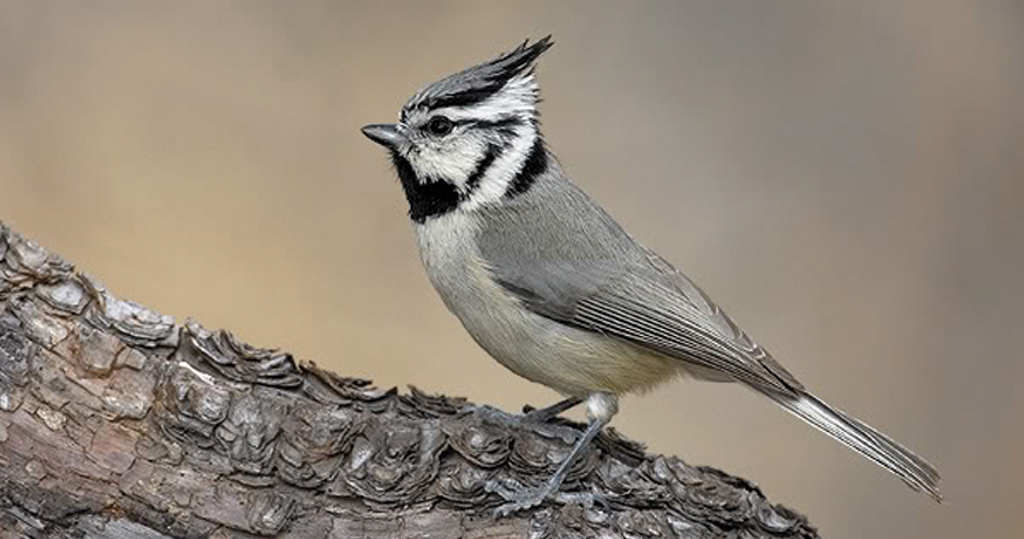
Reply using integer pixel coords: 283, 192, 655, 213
391, 153, 460, 223
391, 143, 504, 223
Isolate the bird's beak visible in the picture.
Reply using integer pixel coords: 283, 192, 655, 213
361, 123, 406, 149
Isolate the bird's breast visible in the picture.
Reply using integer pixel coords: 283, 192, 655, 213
413, 212, 679, 397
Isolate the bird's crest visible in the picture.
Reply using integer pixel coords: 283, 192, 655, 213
403, 36, 553, 119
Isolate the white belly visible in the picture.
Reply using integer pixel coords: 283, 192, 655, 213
414, 212, 678, 397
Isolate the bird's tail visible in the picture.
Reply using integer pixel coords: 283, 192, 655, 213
765, 390, 942, 502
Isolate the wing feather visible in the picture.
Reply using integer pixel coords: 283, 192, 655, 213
488, 249, 802, 394
473, 179, 940, 500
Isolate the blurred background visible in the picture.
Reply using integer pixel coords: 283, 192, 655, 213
1, 1, 1021, 537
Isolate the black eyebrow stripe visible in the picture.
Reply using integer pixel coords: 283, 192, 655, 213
426, 84, 505, 110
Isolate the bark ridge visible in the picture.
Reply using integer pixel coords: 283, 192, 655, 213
0, 222, 818, 538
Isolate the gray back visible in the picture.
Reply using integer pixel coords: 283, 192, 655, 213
475, 157, 803, 394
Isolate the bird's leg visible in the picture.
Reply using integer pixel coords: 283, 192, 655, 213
487, 416, 609, 516
487, 393, 617, 517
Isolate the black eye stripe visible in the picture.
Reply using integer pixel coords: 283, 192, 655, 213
467, 117, 524, 131
416, 115, 524, 139
415, 116, 522, 127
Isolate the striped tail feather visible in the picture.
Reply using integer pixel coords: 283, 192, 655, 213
764, 390, 942, 502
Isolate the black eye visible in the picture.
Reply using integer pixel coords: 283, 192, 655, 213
425, 116, 454, 136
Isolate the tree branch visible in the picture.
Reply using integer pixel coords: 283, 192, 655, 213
0, 222, 818, 538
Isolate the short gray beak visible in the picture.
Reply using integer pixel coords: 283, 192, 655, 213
361, 123, 405, 149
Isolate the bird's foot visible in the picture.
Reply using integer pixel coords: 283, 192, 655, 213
485, 477, 611, 518
485, 477, 556, 517
553, 488, 612, 511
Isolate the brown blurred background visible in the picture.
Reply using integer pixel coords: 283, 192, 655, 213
1, 1, 1021, 537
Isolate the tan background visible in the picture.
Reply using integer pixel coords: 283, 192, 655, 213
2, 1, 1021, 537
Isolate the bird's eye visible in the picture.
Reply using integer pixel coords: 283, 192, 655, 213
426, 116, 454, 136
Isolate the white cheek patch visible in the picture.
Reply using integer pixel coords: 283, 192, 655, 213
408, 137, 485, 191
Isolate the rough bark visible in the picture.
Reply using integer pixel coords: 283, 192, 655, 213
0, 222, 818, 539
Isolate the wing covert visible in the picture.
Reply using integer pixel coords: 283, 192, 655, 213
487, 248, 803, 395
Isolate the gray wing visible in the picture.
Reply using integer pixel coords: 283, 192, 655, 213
476, 177, 942, 500
493, 246, 803, 395
600, 249, 803, 393
490, 244, 947, 499
475, 178, 802, 395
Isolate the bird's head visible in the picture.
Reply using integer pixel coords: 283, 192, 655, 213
362, 36, 553, 222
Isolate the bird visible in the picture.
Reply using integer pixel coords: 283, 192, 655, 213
361, 36, 941, 515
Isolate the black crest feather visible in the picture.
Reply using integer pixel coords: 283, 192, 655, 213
406, 36, 554, 113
